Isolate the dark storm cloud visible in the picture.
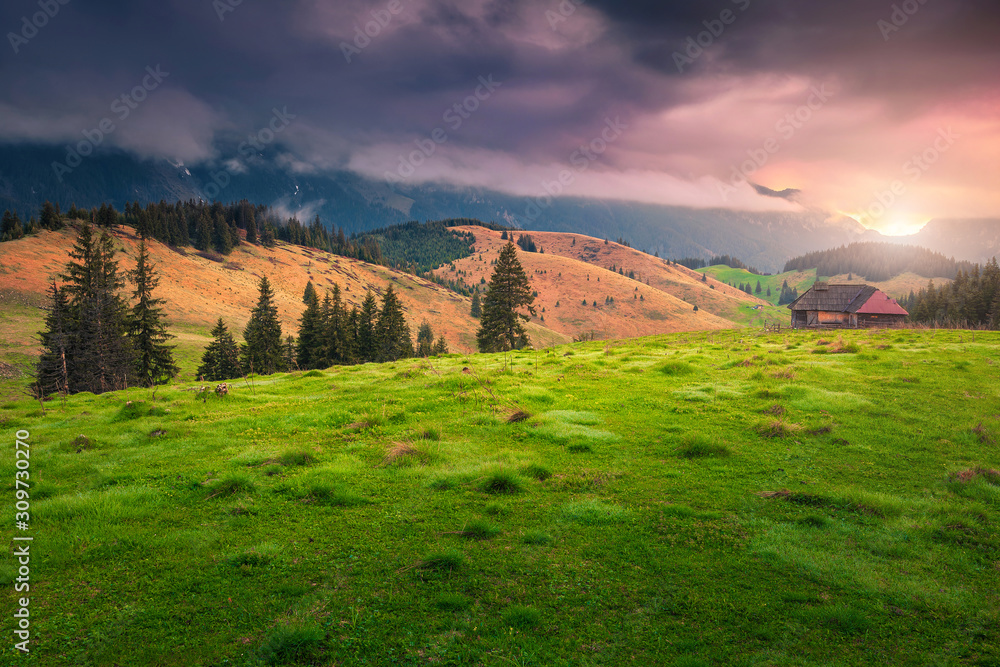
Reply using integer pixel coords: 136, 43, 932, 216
0, 0, 997, 219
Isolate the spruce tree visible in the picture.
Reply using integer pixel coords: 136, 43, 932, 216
303, 281, 317, 304
416, 320, 435, 357
324, 284, 351, 364
242, 276, 285, 375
1, 210, 24, 241
476, 241, 535, 353
61, 224, 135, 393
357, 291, 379, 362
35, 283, 72, 397
127, 241, 178, 386
40, 201, 62, 230
470, 292, 482, 318
433, 335, 449, 355
296, 289, 325, 370
198, 318, 242, 381
375, 286, 413, 362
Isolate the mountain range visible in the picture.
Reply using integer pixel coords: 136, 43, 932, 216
2, 143, 997, 273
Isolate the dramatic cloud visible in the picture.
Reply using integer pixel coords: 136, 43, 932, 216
0, 0, 997, 232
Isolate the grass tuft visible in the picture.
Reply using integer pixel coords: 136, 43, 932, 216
480, 470, 523, 495
278, 448, 317, 467
660, 361, 695, 376
258, 624, 324, 666
676, 435, 731, 459
522, 530, 553, 546
756, 420, 800, 439
561, 500, 628, 525
435, 593, 470, 611
818, 605, 870, 635
205, 474, 255, 498
455, 519, 501, 540
522, 463, 552, 481
503, 605, 540, 629
416, 550, 464, 572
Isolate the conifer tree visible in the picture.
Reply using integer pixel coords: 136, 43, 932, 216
198, 318, 242, 381
416, 320, 435, 357
2, 210, 25, 241
242, 276, 285, 375
324, 284, 351, 364
296, 289, 325, 370
470, 291, 482, 318
303, 281, 317, 304
357, 291, 379, 362
433, 335, 449, 355
40, 201, 62, 230
375, 286, 413, 362
127, 241, 178, 386
476, 241, 536, 352
34, 283, 72, 397
61, 224, 135, 393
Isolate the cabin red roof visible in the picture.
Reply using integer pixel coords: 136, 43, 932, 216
855, 291, 908, 315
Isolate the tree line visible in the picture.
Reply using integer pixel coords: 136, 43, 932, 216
783, 242, 976, 282
899, 258, 1000, 328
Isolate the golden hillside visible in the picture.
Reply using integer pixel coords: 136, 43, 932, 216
436, 227, 744, 339
0, 226, 569, 359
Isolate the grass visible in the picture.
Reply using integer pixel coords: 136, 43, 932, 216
1, 328, 999, 665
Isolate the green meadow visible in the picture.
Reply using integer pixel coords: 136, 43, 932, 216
2, 328, 999, 666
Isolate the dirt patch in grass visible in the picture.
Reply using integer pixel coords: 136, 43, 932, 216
770, 369, 796, 380
759, 489, 884, 517
507, 410, 531, 423
950, 467, 1000, 485
808, 425, 833, 436
972, 422, 995, 445
763, 405, 786, 416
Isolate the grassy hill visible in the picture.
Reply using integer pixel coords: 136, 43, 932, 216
697, 266, 818, 306
0, 226, 570, 393
2, 328, 998, 665
1, 224, 774, 396
698, 265, 949, 309
441, 228, 783, 335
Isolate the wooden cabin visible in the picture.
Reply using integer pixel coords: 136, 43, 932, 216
788, 283, 908, 328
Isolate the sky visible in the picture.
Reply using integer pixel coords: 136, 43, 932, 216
1, 0, 998, 235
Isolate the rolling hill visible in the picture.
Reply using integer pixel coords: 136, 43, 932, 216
0, 223, 779, 390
